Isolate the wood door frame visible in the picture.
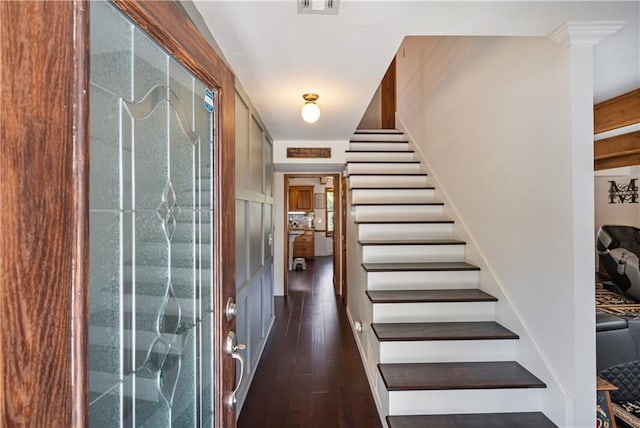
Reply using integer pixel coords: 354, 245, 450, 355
1, 1, 236, 425
283, 174, 342, 296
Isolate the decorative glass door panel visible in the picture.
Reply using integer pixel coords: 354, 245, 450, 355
89, 2, 215, 426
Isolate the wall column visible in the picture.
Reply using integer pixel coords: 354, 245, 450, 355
549, 20, 627, 427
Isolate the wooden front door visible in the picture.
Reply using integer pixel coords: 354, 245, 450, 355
1, 1, 237, 426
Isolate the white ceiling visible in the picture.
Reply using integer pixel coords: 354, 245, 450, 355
193, 1, 634, 142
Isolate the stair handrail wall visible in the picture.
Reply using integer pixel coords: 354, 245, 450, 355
396, 116, 571, 426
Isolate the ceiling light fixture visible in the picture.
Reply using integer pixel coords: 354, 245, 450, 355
301, 93, 320, 123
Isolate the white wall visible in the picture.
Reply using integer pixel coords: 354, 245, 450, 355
357, 86, 382, 129
391, 35, 592, 426
593, 2, 640, 102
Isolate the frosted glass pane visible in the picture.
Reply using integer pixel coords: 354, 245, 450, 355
201, 210, 213, 314
133, 29, 167, 100
89, 384, 121, 428
171, 332, 196, 426
90, 85, 121, 210
236, 200, 247, 287
249, 118, 263, 193
134, 212, 169, 370
89, 212, 121, 390
134, 370, 170, 426
90, 0, 132, 98
90, 2, 216, 426
249, 202, 262, 275
200, 314, 214, 422
132, 102, 169, 210
169, 59, 194, 128
235, 94, 249, 191
170, 112, 195, 212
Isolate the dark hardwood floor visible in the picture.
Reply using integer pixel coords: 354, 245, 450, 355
238, 257, 382, 428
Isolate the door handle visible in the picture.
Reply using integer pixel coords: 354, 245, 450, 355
225, 331, 246, 410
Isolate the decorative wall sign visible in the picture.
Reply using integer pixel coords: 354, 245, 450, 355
287, 147, 331, 159
609, 178, 639, 204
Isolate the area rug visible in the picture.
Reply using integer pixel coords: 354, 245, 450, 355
596, 283, 640, 319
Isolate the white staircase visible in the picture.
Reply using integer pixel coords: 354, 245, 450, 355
346, 130, 556, 428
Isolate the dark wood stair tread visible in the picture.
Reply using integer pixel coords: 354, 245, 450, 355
349, 173, 428, 176
347, 160, 420, 164
352, 202, 443, 206
353, 130, 404, 134
372, 321, 517, 341
351, 186, 434, 191
355, 219, 453, 224
363, 262, 480, 272
366, 289, 496, 303
346, 149, 414, 153
359, 238, 464, 246
387, 412, 557, 428
378, 361, 546, 391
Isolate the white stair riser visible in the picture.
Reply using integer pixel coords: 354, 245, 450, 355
372, 302, 495, 323
362, 244, 465, 263
358, 223, 453, 240
346, 152, 416, 162
347, 163, 423, 175
349, 175, 431, 189
352, 188, 435, 204
349, 142, 410, 151
366, 270, 480, 291
354, 205, 444, 222
387, 388, 544, 415
379, 340, 517, 364
351, 133, 407, 142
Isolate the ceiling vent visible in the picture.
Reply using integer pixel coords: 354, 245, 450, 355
298, 0, 340, 15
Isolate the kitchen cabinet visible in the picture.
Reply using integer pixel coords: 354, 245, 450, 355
293, 230, 315, 259
289, 186, 314, 211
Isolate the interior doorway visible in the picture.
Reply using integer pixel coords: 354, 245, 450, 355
283, 174, 343, 297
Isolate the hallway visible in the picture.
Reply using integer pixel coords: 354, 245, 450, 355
238, 257, 382, 428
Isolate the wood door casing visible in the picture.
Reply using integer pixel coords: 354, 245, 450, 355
1, 1, 89, 425
284, 174, 342, 297
0, 1, 237, 426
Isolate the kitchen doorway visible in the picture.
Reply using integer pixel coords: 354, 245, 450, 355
283, 174, 343, 298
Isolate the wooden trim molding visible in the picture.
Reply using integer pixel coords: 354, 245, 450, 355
1, 1, 89, 426
593, 88, 640, 170
594, 88, 640, 134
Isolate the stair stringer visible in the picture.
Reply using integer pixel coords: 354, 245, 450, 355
396, 118, 571, 426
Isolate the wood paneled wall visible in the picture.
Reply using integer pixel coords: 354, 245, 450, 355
594, 89, 640, 171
